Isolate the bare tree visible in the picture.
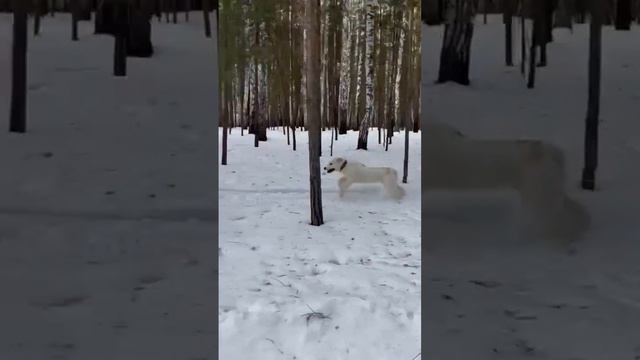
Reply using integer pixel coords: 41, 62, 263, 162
437, 0, 478, 85
203, 0, 212, 37
357, 0, 376, 150
9, 0, 28, 133
305, 0, 324, 226
582, 0, 602, 190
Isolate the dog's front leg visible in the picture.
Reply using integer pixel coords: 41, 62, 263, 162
338, 177, 352, 198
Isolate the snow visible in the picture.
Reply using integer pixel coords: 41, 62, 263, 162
219, 130, 421, 359
0, 13, 217, 359
423, 16, 640, 359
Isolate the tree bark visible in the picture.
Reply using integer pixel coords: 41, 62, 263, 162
113, 0, 128, 76
305, 0, 324, 225
71, 0, 79, 41
582, 0, 601, 190
203, 0, 211, 37
127, 1, 154, 58
10, 0, 28, 133
357, 1, 375, 150
504, 0, 513, 66
615, 0, 631, 30
437, 0, 478, 85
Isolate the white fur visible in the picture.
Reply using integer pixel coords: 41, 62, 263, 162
324, 158, 406, 200
424, 122, 589, 242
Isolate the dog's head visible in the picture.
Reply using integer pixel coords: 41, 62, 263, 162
323, 157, 347, 174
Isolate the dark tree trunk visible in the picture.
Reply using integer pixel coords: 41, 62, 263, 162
536, 0, 554, 67
403, 125, 409, 183
519, 8, 525, 75
338, 109, 347, 134
76, 0, 92, 20
203, 0, 211, 37
437, 23, 474, 85
483, 0, 488, 24
113, 1, 128, 76
34, 0, 43, 36
306, 0, 324, 226
172, 0, 177, 23
504, 0, 513, 66
526, 26, 537, 88
582, 0, 601, 190
221, 89, 228, 165
437, 0, 478, 85
10, 0, 28, 133
615, 0, 631, 30
95, 0, 117, 35
127, 1, 154, 58
71, 0, 79, 41
575, 0, 587, 23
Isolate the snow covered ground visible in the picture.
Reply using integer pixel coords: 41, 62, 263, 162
423, 16, 640, 359
0, 14, 217, 359
219, 130, 421, 359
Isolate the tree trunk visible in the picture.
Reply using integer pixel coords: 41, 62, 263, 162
34, 0, 43, 36
357, 1, 375, 150
113, 1, 128, 77
221, 87, 228, 165
10, 0, 28, 133
582, 0, 601, 190
203, 0, 211, 37
71, 0, 79, 40
554, 0, 574, 29
172, 0, 177, 23
504, 0, 513, 66
519, 3, 525, 75
526, 25, 536, 88
305, 0, 324, 226
437, 0, 478, 85
615, 0, 631, 30
127, 1, 154, 58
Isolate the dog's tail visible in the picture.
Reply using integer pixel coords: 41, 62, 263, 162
387, 169, 406, 200
538, 195, 590, 245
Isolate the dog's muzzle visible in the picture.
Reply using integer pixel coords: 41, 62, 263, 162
325, 168, 334, 173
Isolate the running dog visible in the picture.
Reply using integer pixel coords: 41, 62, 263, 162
324, 157, 406, 200
424, 122, 589, 241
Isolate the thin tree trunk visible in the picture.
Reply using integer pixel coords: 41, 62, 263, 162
203, 0, 211, 37
172, 0, 177, 23
504, 0, 513, 66
306, 0, 324, 225
582, 0, 601, 190
113, 1, 127, 76
520, 2, 526, 75
34, 0, 43, 36
71, 0, 79, 41
526, 27, 536, 88
10, 0, 28, 133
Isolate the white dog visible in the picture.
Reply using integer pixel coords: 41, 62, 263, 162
424, 122, 589, 242
324, 157, 406, 200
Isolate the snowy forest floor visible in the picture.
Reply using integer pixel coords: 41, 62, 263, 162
0, 14, 217, 359
219, 129, 421, 359
423, 17, 640, 360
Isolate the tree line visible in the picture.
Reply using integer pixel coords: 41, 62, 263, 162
6, 0, 218, 133
422, 0, 624, 190
218, 0, 421, 153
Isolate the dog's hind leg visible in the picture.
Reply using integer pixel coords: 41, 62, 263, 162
383, 170, 405, 200
338, 177, 353, 198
